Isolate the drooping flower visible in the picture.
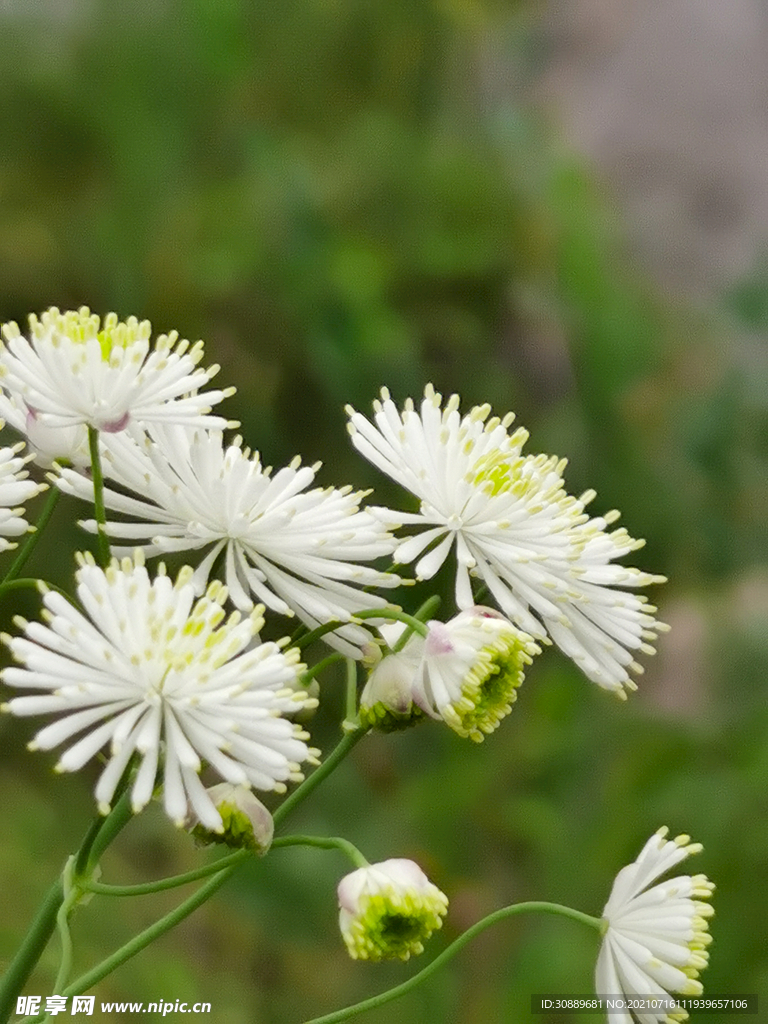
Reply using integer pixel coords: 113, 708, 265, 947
596, 827, 714, 1023
1, 552, 319, 831
0, 308, 236, 453
413, 607, 539, 741
337, 858, 448, 961
190, 782, 275, 854
347, 385, 667, 694
0, 433, 48, 551
53, 425, 401, 655
359, 608, 539, 741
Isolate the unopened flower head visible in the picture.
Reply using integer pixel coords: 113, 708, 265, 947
0, 431, 48, 550
359, 639, 425, 732
1, 552, 319, 831
414, 607, 539, 741
347, 385, 667, 694
360, 609, 537, 740
0, 307, 236, 445
596, 827, 715, 1023
0, 393, 90, 468
337, 858, 448, 962
190, 783, 274, 854
54, 425, 401, 655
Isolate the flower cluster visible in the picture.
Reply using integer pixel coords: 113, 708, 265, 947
0, 312, 670, 826
0, 308, 720, 1017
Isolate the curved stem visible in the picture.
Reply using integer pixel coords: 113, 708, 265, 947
0, 791, 136, 1022
272, 835, 369, 869
391, 595, 441, 653
293, 620, 356, 650
7, 713, 369, 1014
50, 870, 78, 1002
294, 608, 429, 652
86, 851, 249, 897
0, 577, 71, 603
300, 653, 344, 686
273, 726, 368, 828
1, 488, 60, 584
354, 608, 429, 637
61, 866, 238, 1001
303, 902, 602, 1024
87, 426, 110, 569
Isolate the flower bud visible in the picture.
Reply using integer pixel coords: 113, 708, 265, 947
337, 858, 448, 962
358, 641, 425, 732
190, 783, 274, 854
412, 607, 540, 741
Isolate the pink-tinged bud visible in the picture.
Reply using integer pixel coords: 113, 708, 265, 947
337, 858, 448, 961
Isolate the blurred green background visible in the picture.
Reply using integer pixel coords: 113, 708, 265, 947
1, 1, 766, 1022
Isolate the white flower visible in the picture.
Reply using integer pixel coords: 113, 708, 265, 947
0, 431, 48, 551
347, 385, 667, 694
53, 425, 401, 656
1, 552, 319, 831
0, 307, 236, 446
596, 827, 714, 1023
359, 608, 539, 740
337, 858, 448, 961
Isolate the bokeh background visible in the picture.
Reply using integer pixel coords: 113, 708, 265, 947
1, 1, 767, 1022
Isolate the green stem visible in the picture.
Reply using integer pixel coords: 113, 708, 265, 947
273, 726, 368, 828
0, 577, 71, 603
1, 489, 60, 584
87, 426, 110, 569
83, 790, 134, 871
300, 653, 344, 685
60, 867, 238, 1002
50, 870, 78, 1001
72, 815, 111, 880
294, 608, 429, 652
293, 620, 356, 650
272, 835, 368, 869
0, 878, 63, 1024
0, 790, 136, 1022
9, 715, 368, 1013
354, 608, 429, 637
303, 902, 602, 1024
343, 659, 358, 729
86, 851, 249, 897
391, 595, 440, 653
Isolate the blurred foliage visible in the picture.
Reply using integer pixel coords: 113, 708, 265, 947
1, 1, 766, 1022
